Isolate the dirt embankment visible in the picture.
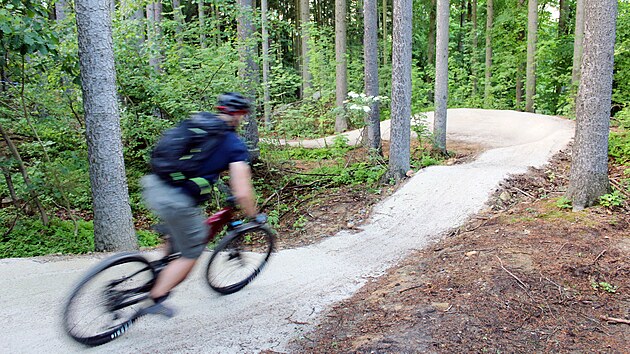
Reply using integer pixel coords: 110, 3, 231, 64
290, 150, 630, 353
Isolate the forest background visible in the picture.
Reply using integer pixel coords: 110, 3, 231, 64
0, 0, 628, 257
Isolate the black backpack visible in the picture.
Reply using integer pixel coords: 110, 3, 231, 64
150, 112, 229, 184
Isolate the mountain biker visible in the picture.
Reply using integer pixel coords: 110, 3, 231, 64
139, 92, 258, 317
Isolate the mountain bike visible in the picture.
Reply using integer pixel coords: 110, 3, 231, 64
62, 197, 275, 346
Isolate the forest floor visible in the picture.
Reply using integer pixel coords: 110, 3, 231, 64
265, 144, 630, 353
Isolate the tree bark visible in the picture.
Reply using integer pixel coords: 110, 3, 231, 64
571, 0, 585, 87
525, 0, 538, 113
300, 0, 312, 97
261, 0, 272, 128
364, 0, 381, 156
56, 0, 68, 21
199, 0, 206, 48
483, 0, 493, 107
75, 0, 137, 251
471, 0, 478, 96
387, 0, 412, 182
567, 0, 617, 211
146, 2, 163, 72
237, 0, 260, 160
427, 0, 436, 66
335, 0, 348, 132
382, 0, 388, 66
434, 0, 449, 154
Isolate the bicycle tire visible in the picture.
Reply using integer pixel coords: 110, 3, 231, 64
205, 224, 275, 295
63, 252, 156, 346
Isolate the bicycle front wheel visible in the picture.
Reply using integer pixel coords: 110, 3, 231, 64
205, 225, 275, 295
63, 253, 156, 346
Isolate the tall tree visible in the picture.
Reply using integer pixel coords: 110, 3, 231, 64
515, 0, 526, 109
261, 0, 272, 128
525, 0, 538, 112
199, 0, 206, 48
382, 0, 389, 66
571, 0, 585, 86
75, 0, 137, 251
434, 0, 449, 154
483, 0, 493, 107
364, 0, 381, 155
172, 0, 184, 45
335, 0, 348, 132
300, 0, 312, 97
427, 0, 436, 67
567, 0, 618, 211
388, 0, 412, 181
471, 0, 478, 96
237, 0, 260, 159
56, 0, 69, 21
146, 2, 163, 72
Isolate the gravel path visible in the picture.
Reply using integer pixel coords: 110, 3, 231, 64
0, 109, 574, 353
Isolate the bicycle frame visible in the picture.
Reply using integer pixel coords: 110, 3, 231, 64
205, 206, 235, 243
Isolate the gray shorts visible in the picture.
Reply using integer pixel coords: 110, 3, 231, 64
141, 174, 209, 259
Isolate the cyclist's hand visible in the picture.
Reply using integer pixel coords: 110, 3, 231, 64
254, 213, 267, 224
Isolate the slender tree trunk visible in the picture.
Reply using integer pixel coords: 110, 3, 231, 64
237, 0, 260, 160
300, 0, 312, 97
387, 0, 412, 182
364, 0, 381, 155
515, 0, 526, 109
146, 2, 162, 72
434, 0, 449, 154
0, 123, 48, 225
199, 0, 206, 48
75, 0, 137, 251
567, 0, 617, 211
525, 0, 538, 113
427, 0, 436, 66
1, 165, 19, 208
382, 0, 388, 66
335, 0, 348, 132
571, 0, 585, 87
172, 0, 184, 46
471, 0, 478, 97
484, 0, 493, 107
261, 0, 272, 128
56, 0, 68, 20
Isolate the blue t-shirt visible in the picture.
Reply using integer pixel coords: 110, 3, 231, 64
180, 131, 249, 202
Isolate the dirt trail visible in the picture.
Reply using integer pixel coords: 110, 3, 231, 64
0, 109, 574, 353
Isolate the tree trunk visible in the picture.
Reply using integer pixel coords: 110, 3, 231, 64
471, 0, 478, 96
1, 165, 19, 208
515, 0, 526, 109
199, 0, 206, 48
427, 0, 436, 66
483, 0, 493, 107
434, 0, 449, 154
387, 0, 412, 182
172, 0, 184, 45
300, 0, 312, 97
261, 0, 272, 128
571, 0, 585, 87
56, 0, 68, 21
567, 0, 617, 211
364, 0, 381, 156
237, 0, 260, 160
146, 2, 162, 72
0, 122, 49, 225
335, 0, 348, 132
75, 0, 137, 251
525, 0, 538, 113
382, 0, 388, 66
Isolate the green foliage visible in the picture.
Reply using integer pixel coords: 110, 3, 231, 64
599, 190, 625, 208
614, 1, 630, 106
556, 196, 572, 210
609, 108, 630, 164
591, 281, 618, 294
0, 0, 58, 56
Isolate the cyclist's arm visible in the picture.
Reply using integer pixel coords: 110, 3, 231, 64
229, 161, 257, 218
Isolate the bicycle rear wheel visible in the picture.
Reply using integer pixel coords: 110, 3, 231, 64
63, 253, 156, 346
205, 225, 275, 295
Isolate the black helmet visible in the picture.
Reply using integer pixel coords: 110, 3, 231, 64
216, 92, 252, 115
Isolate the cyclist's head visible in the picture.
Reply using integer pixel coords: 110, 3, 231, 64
216, 92, 252, 116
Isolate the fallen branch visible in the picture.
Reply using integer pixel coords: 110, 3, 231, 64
609, 178, 630, 199
601, 316, 630, 325
399, 285, 423, 294
592, 250, 607, 264
512, 187, 536, 199
496, 256, 529, 291
555, 242, 568, 255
